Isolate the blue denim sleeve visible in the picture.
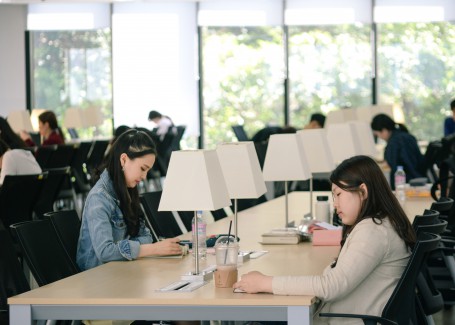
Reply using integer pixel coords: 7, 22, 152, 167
83, 190, 142, 262
134, 219, 154, 244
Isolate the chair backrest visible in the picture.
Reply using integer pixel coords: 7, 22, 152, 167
140, 191, 183, 239
381, 232, 440, 324
430, 197, 454, 215
34, 166, 72, 219
86, 139, 109, 173
34, 145, 57, 168
413, 219, 448, 318
0, 220, 30, 312
43, 144, 77, 169
232, 125, 249, 141
71, 141, 93, 194
0, 173, 47, 229
44, 209, 81, 271
171, 125, 186, 151
412, 209, 440, 230
10, 219, 79, 287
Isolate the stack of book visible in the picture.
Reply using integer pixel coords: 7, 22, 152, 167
260, 228, 302, 245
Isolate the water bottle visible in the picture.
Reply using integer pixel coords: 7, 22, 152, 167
315, 196, 331, 223
192, 210, 207, 259
394, 166, 406, 202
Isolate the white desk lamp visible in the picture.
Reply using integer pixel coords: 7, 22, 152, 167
326, 123, 360, 165
84, 106, 104, 136
216, 142, 266, 243
297, 129, 336, 218
63, 108, 87, 129
7, 110, 34, 133
159, 150, 231, 282
263, 134, 311, 228
30, 109, 47, 132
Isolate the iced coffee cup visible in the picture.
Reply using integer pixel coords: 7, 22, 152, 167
214, 236, 238, 288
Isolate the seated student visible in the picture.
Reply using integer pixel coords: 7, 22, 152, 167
148, 110, 176, 141
251, 125, 297, 142
444, 99, 455, 136
0, 139, 42, 185
0, 117, 28, 149
77, 129, 182, 272
234, 155, 415, 325
20, 110, 65, 147
304, 113, 326, 129
371, 113, 425, 189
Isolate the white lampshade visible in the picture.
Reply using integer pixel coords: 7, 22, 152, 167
326, 123, 361, 165
159, 150, 231, 212
30, 108, 47, 132
263, 133, 311, 182
216, 142, 266, 199
348, 121, 378, 158
84, 106, 104, 127
63, 108, 87, 129
7, 110, 34, 133
297, 129, 335, 174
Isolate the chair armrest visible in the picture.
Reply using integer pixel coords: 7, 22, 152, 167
319, 312, 398, 325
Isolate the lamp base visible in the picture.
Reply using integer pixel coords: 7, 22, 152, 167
181, 265, 216, 282
303, 213, 314, 220
237, 251, 251, 264
286, 220, 296, 227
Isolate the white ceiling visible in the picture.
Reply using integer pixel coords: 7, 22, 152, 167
0, 0, 209, 3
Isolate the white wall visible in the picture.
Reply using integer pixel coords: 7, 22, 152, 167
0, 5, 27, 118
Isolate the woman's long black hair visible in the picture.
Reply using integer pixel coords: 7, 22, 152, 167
0, 117, 27, 149
105, 129, 157, 237
371, 113, 408, 133
330, 155, 416, 251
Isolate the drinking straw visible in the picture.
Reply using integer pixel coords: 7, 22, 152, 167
224, 220, 233, 264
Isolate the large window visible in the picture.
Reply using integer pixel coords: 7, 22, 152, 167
288, 24, 372, 128
377, 22, 455, 141
201, 26, 285, 148
30, 30, 112, 139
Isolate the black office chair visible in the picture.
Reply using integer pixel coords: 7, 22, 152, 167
0, 173, 47, 230
0, 220, 30, 325
232, 125, 249, 141
44, 209, 81, 272
34, 166, 72, 219
86, 139, 109, 184
319, 232, 441, 325
10, 219, 80, 287
413, 218, 448, 325
140, 191, 184, 239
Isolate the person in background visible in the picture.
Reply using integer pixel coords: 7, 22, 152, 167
233, 155, 415, 325
371, 113, 425, 189
77, 129, 181, 272
148, 110, 175, 141
0, 117, 28, 149
444, 99, 455, 136
304, 113, 326, 129
251, 125, 297, 143
20, 110, 65, 146
0, 139, 42, 185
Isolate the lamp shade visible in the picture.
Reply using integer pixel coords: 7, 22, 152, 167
216, 142, 266, 199
63, 108, 86, 128
159, 150, 231, 211
263, 133, 311, 181
348, 121, 377, 158
7, 110, 34, 133
85, 106, 104, 127
297, 129, 335, 174
326, 123, 361, 165
30, 108, 47, 132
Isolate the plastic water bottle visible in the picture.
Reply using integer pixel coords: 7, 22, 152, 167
394, 166, 406, 202
192, 210, 207, 259
315, 196, 331, 223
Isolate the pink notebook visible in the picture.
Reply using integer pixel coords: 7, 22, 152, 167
312, 229, 342, 246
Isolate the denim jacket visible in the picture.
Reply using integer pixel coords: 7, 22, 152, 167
76, 170, 153, 271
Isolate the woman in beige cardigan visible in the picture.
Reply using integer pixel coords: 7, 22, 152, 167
234, 155, 416, 325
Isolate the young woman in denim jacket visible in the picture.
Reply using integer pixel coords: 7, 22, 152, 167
77, 129, 182, 272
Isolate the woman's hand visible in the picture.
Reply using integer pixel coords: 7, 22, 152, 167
19, 130, 31, 141
139, 237, 183, 257
233, 271, 273, 293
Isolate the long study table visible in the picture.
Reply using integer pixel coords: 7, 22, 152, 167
8, 191, 433, 324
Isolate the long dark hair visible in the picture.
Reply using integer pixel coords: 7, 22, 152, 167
330, 155, 416, 251
371, 113, 408, 133
39, 111, 65, 141
0, 117, 27, 149
105, 129, 157, 237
